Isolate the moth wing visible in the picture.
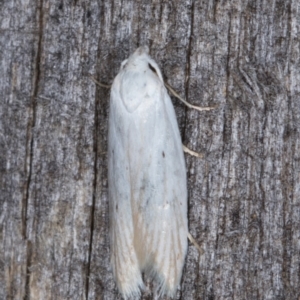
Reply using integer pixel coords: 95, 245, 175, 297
120, 71, 188, 296
109, 47, 188, 299
128, 85, 188, 297
108, 85, 144, 298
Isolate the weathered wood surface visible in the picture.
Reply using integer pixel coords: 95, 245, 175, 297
1, 1, 299, 299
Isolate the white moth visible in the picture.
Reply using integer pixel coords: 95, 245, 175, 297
108, 46, 188, 299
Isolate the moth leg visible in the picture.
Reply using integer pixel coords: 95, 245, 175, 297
182, 144, 203, 158
188, 232, 203, 255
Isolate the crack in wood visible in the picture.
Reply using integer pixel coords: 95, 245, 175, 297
85, 77, 100, 300
23, 0, 45, 299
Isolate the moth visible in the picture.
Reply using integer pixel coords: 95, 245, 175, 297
108, 46, 188, 299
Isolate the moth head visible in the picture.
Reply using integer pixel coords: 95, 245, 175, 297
120, 46, 164, 83
120, 47, 149, 71
135, 46, 149, 56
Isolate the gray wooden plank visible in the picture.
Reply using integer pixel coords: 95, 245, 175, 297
0, 0, 40, 298
1, 0, 300, 299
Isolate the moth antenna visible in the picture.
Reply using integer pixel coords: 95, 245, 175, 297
89, 75, 111, 88
165, 82, 218, 111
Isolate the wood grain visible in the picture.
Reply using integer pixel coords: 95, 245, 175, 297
1, 0, 299, 299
